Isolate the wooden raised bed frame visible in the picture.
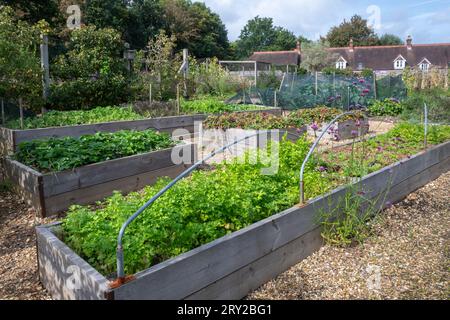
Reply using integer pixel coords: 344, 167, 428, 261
0, 109, 281, 155
36, 141, 450, 300
3, 143, 197, 217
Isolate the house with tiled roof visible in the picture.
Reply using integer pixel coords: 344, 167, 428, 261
248, 36, 450, 76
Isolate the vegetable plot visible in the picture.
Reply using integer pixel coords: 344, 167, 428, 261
61, 123, 450, 276
14, 129, 175, 173
6, 106, 144, 129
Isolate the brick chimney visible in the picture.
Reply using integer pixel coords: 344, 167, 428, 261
406, 35, 413, 50
349, 38, 354, 51
296, 40, 301, 53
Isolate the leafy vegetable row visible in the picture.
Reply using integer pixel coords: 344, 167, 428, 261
203, 107, 365, 130
15, 129, 175, 173
6, 106, 144, 129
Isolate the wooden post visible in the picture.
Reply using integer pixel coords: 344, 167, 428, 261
315, 71, 318, 96
274, 90, 278, 108
1, 98, 5, 126
373, 72, 377, 99
176, 84, 180, 115
19, 98, 24, 129
149, 83, 152, 105
40, 34, 50, 114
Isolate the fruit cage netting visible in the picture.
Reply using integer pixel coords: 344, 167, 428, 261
230, 73, 408, 111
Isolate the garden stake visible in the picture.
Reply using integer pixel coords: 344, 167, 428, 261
424, 103, 428, 148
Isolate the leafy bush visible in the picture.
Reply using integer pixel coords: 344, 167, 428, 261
62, 138, 330, 275
6, 106, 143, 129
400, 88, 450, 123
15, 129, 175, 173
49, 26, 129, 110
368, 98, 403, 116
0, 6, 44, 112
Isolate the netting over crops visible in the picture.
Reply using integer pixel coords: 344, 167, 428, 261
228, 73, 408, 111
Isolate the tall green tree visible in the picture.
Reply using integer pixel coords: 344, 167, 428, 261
82, 0, 131, 38
1, 0, 62, 26
300, 41, 338, 72
161, 0, 229, 58
187, 2, 229, 59
325, 15, 379, 47
235, 16, 297, 59
378, 33, 403, 46
127, 0, 164, 49
0, 6, 44, 111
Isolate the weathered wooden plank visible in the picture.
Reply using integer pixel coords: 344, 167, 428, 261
0, 127, 15, 155
187, 228, 323, 300
42, 144, 196, 197
36, 224, 109, 300
44, 164, 191, 216
111, 186, 347, 300
13, 109, 280, 149
2, 158, 43, 213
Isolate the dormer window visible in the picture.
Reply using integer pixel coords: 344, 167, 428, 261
418, 58, 431, 72
394, 55, 406, 70
336, 57, 347, 69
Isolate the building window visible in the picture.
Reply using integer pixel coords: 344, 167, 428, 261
394, 58, 406, 70
419, 63, 430, 71
418, 58, 431, 72
336, 58, 347, 69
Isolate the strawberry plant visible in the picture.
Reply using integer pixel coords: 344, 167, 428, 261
15, 129, 175, 173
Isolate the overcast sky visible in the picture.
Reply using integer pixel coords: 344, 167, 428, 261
194, 0, 450, 44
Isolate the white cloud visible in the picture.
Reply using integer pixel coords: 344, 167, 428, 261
197, 0, 352, 40
195, 0, 450, 43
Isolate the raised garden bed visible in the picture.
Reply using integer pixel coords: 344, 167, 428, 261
0, 109, 281, 156
35, 127, 450, 299
3, 140, 197, 217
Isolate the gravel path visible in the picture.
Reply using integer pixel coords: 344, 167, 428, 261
249, 171, 450, 300
0, 190, 56, 300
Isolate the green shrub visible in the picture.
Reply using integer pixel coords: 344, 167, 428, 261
368, 98, 403, 116
400, 88, 450, 123
15, 129, 175, 172
49, 26, 129, 110
6, 106, 143, 129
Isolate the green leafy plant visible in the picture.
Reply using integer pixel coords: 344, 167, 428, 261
49, 25, 129, 110
181, 97, 265, 114
368, 98, 403, 116
15, 129, 175, 173
6, 106, 144, 129
203, 111, 305, 130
